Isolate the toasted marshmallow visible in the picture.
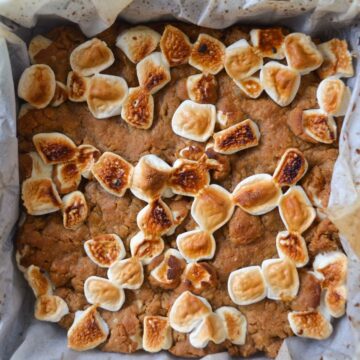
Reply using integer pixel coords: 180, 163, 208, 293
62, 191, 88, 230
53, 162, 81, 194
169, 291, 212, 332
213, 119, 260, 155
216, 307, 247, 345
166, 200, 191, 236
250, 28, 285, 59
262, 258, 299, 300
171, 100, 216, 142
84, 234, 125, 268
143, 316, 172, 352
317, 77, 351, 116
189, 34, 225, 75
130, 232, 164, 265
18, 103, 34, 118
189, 313, 226, 348
178, 145, 204, 161
121, 87, 154, 129
137, 199, 174, 236
177, 230, 215, 263
273, 148, 308, 187
22, 177, 62, 215
279, 186, 316, 234
232, 173, 281, 215
160, 25, 192, 67
92, 152, 133, 197
228, 266, 267, 305
276, 231, 309, 268
76, 144, 101, 179
216, 110, 232, 129
313, 251, 347, 289
260, 62, 300, 106
84, 276, 125, 312
183, 262, 216, 290
186, 73, 218, 104
225, 39, 263, 82
136, 52, 171, 94
169, 158, 210, 197
33, 132, 77, 165
284, 33, 323, 74
191, 185, 234, 233
325, 285, 347, 318
28, 35, 52, 63
317, 39, 354, 79
130, 154, 171, 202
67, 306, 109, 351
26, 265, 52, 297
67, 71, 90, 102
108, 257, 144, 290
70, 38, 114, 76
116, 26, 160, 64
150, 249, 185, 288
18, 64, 56, 109
235, 76, 263, 99
288, 310, 333, 340
28, 152, 53, 178
87, 74, 128, 119
35, 294, 69, 322
302, 109, 337, 144
50, 81, 68, 107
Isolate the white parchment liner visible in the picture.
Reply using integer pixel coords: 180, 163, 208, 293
0, 1, 359, 359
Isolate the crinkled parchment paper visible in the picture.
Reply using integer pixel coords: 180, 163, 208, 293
0, 1, 359, 359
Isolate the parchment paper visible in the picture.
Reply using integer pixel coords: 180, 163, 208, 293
0, 1, 359, 359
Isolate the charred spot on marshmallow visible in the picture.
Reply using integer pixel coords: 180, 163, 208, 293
288, 311, 333, 340
273, 148, 308, 187
233, 173, 282, 215
67, 306, 109, 351
28, 35, 52, 64
116, 26, 161, 64
87, 74, 128, 119
224, 39, 263, 82
136, 52, 171, 94
262, 257, 299, 301
160, 25, 192, 66
33, 132, 77, 165
183, 262, 217, 292
189, 34, 225, 75
84, 276, 125, 312
67, 71, 89, 102
18, 64, 56, 109
130, 232, 165, 265
62, 191, 88, 230
325, 285, 347, 318
284, 33, 323, 75
278, 186, 316, 234
302, 109, 337, 144
276, 231, 309, 268
169, 291, 212, 333
317, 39, 354, 79
186, 73, 218, 104
35, 294, 69, 322
53, 162, 81, 194
26, 265, 52, 297
22, 177, 62, 215
76, 144, 101, 179
213, 119, 260, 155
131, 154, 171, 202
169, 158, 210, 197
143, 316, 172, 352
50, 81, 68, 107
177, 230, 216, 263
121, 87, 154, 129
260, 61, 301, 107
92, 152, 133, 197
228, 266, 267, 305
137, 199, 174, 236
317, 77, 351, 117
84, 234, 126, 268
189, 313, 226, 348
250, 28, 285, 59
171, 100, 216, 142
70, 38, 114, 76
191, 184, 234, 232
235, 76, 263, 99
108, 257, 144, 290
